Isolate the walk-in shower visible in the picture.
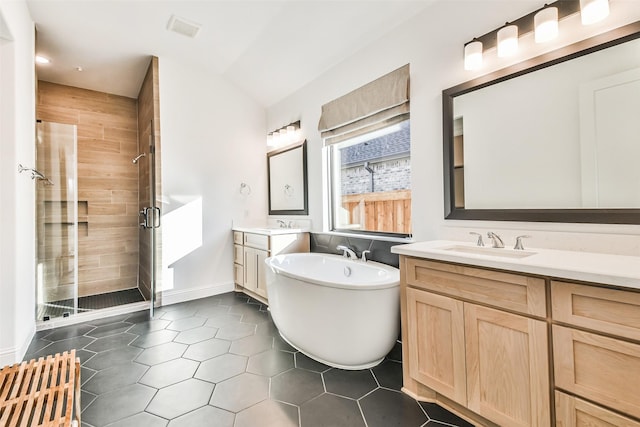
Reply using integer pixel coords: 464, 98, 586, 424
34, 58, 162, 324
35, 118, 159, 321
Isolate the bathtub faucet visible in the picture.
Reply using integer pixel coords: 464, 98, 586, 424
336, 245, 357, 260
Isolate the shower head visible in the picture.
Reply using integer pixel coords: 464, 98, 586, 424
132, 153, 146, 164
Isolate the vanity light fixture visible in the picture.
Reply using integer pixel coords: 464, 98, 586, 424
535, 6, 559, 43
580, 0, 609, 25
497, 24, 519, 57
464, 40, 483, 70
462, 0, 611, 70
267, 120, 302, 148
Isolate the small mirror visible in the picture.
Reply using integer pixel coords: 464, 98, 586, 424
268, 141, 308, 215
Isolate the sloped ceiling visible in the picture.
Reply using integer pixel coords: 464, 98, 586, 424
27, 0, 436, 106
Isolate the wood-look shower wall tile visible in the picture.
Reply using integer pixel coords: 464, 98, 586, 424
99, 252, 139, 267
111, 190, 139, 203
88, 203, 128, 216
80, 177, 138, 191
77, 138, 122, 154
77, 124, 104, 139
38, 81, 140, 297
37, 105, 79, 124
78, 190, 112, 204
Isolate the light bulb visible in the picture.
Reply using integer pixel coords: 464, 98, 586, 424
535, 7, 558, 43
580, 0, 609, 25
497, 25, 518, 58
464, 40, 483, 71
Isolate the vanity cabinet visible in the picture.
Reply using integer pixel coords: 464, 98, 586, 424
232, 230, 309, 303
403, 257, 550, 427
400, 254, 640, 427
551, 281, 640, 424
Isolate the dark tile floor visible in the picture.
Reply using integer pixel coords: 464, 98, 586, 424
25, 292, 475, 427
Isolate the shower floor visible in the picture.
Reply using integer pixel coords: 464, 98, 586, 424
37, 288, 146, 320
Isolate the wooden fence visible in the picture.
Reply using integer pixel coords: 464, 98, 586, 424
341, 190, 411, 234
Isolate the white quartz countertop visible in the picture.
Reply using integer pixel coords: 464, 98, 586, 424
232, 226, 309, 236
391, 240, 640, 290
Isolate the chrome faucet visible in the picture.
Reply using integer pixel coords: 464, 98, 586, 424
469, 232, 484, 247
486, 232, 504, 248
276, 220, 287, 228
514, 235, 531, 250
361, 250, 371, 263
336, 245, 357, 260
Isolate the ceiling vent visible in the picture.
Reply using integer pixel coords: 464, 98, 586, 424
167, 15, 201, 38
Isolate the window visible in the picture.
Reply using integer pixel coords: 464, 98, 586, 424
328, 118, 411, 236
318, 64, 411, 237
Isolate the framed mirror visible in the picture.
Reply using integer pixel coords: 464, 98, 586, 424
268, 140, 308, 215
443, 21, 640, 224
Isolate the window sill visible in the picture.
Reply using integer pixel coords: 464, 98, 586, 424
322, 230, 414, 244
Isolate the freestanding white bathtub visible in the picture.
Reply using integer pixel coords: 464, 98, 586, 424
265, 252, 400, 370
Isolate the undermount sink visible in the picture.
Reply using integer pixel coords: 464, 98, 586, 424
440, 245, 537, 259
249, 227, 304, 234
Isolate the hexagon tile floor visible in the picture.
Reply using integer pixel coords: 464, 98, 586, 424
24, 292, 475, 427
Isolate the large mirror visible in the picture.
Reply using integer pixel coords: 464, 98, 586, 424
268, 140, 308, 215
443, 21, 640, 224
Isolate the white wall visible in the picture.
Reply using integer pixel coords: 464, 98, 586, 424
0, 0, 36, 365
267, 0, 640, 257
159, 58, 267, 304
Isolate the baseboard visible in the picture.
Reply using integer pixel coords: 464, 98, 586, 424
161, 282, 234, 306
0, 325, 37, 366
0, 346, 19, 366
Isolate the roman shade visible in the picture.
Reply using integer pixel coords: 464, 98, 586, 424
318, 64, 409, 145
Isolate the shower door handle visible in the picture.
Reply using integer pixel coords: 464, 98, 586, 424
139, 207, 161, 229
152, 207, 161, 229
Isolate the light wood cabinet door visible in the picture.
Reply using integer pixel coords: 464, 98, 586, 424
465, 304, 550, 427
255, 249, 268, 298
243, 247, 259, 293
553, 325, 640, 420
555, 391, 640, 427
406, 288, 467, 405
244, 247, 268, 298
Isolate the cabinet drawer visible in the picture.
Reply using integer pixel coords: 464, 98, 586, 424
404, 257, 547, 317
233, 231, 243, 245
244, 233, 269, 250
555, 391, 640, 427
551, 281, 640, 342
233, 244, 244, 265
234, 263, 244, 286
553, 325, 640, 419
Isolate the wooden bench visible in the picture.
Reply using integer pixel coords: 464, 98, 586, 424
0, 350, 80, 427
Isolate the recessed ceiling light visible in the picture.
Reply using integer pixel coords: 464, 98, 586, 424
35, 55, 50, 64
75, 66, 83, 72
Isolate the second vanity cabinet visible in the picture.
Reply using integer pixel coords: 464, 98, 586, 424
233, 229, 309, 303
404, 258, 550, 427
399, 253, 640, 427
551, 281, 640, 426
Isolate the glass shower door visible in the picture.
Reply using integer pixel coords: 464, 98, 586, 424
35, 121, 79, 320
